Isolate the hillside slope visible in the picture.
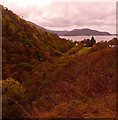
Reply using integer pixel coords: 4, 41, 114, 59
2, 5, 116, 118
2, 5, 75, 81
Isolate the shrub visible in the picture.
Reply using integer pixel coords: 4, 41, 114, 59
17, 62, 34, 71
53, 50, 62, 56
2, 77, 26, 117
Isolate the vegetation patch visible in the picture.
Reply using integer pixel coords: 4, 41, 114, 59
77, 47, 91, 55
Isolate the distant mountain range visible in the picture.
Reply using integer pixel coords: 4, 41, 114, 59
28, 21, 111, 36
47, 28, 111, 36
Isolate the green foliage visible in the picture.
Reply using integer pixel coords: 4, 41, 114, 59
2, 77, 25, 98
78, 47, 91, 55
2, 77, 26, 117
67, 42, 83, 55
8, 23, 17, 33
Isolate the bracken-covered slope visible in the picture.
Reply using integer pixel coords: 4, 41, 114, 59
2, 5, 117, 118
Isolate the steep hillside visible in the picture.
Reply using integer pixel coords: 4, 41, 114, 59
2, 5, 75, 81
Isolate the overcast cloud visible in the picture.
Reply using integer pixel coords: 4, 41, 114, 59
1, 0, 117, 33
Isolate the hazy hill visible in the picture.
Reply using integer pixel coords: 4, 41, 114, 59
26, 21, 111, 36
49, 28, 111, 36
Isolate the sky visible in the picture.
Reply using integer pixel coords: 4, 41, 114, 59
1, 0, 117, 34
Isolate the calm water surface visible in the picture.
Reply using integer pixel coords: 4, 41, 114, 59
60, 35, 116, 42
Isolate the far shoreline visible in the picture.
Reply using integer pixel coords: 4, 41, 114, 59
59, 35, 117, 42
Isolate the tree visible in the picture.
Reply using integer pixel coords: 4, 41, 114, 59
90, 36, 96, 46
